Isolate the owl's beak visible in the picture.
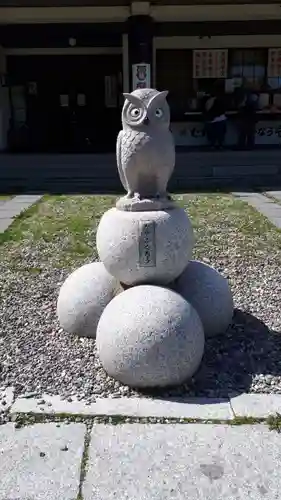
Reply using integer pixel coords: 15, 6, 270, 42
144, 117, 150, 125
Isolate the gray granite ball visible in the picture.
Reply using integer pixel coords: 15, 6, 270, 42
96, 285, 205, 388
173, 260, 234, 338
57, 262, 122, 338
96, 207, 194, 286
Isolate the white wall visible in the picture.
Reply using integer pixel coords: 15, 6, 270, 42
155, 34, 281, 50
151, 4, 281, 22
0, 3, 280, 24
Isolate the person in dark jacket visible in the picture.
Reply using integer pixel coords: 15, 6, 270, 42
237, 88, 258, 149
204, 89, 227, 149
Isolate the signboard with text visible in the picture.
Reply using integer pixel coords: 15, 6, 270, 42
132, 63, 151, 90
171, 121, 281, 147
268, 48, 281, 77
193, 50, 228, 79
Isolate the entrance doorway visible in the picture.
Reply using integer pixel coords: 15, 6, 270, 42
7, 54, 123, 153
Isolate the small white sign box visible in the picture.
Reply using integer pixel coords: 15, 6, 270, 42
132, 63, 151, 90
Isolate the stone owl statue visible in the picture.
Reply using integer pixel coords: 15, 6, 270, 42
116, 88, 175, 210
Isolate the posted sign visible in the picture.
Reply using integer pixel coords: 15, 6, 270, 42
132, 63, 151, 90
193, 50, 228, 79
268, 48, 281, 77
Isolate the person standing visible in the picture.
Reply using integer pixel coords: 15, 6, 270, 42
204, 89, 227, 149
237, 88, 258, 149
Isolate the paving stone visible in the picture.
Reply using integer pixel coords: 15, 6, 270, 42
83, 423, 281, 500
256, 206, 281, 214
9, 194, 42, 204
0, 422, 86, 500
233, 192, 281, 228
266, 191, 281, 202
0, 218, 13, 232
0, 387, 14, 412
0, 194, 42, 232
11, 394, 233, 420
265, 217, 281, 229
0, 211, 18, 219
230, 393, 281, 418
2, 194, 42, 213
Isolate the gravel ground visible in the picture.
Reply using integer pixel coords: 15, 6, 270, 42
0, 193, 281, 401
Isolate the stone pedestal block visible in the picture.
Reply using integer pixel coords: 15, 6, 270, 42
57, 262, 122, 338
96, 207, 194, 286
96, 285, 205, 388
173, 260, 234, 338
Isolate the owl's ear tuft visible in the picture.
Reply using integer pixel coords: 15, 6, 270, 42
150, 90, 169, 106
123, 93, 142, 107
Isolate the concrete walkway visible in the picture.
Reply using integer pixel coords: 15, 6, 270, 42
233, 191, 281, 229
0, 194, 42, 233
1, 422, 277, 500
0, 391, 281, 499
266, 191, 281, 203
1, 421, 280, 500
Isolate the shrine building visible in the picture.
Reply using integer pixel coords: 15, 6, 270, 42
0, 0, 281, 152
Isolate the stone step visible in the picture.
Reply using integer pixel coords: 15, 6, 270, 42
1, 171, 281, 194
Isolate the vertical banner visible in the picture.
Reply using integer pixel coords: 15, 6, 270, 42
132, 63, 151, 90
268, 48, 281, 77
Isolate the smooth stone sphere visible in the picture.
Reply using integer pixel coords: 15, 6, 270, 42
96, 285, 205, 388
173, 260, 234, 338
96, 207, 194, 286
57, 262, 122, 338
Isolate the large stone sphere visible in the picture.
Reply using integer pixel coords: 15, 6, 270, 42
173, 260, 234, 338
96, 285, 205, 388
57, 262, 122, 338
96, 207, 194, 286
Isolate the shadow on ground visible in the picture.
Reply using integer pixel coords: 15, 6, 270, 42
139, 309, 281, 401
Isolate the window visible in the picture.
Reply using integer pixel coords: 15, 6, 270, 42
10, 86, 27, 128
267, 77, 281, 90
229, 49, 267, 90
156, 49, 193, 112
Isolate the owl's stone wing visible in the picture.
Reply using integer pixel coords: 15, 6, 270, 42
116, 131, 127, 191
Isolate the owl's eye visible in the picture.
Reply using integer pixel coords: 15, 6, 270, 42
155, 108, 163, 118
130, 107, 141, 118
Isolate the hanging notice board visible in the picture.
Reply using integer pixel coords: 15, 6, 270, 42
193, 49, 228, 79
268, 48, 281, 77
132, 63, 151, 90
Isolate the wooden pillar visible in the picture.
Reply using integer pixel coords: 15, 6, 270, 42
127, 15, 154, 91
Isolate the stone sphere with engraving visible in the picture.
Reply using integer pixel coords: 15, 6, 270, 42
173, 260, 234, 338
57, 262, 122, 338
96, 207, 194, 286
96, 285, 205, 388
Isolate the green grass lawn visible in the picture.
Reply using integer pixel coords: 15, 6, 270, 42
0, 193, 281, 271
